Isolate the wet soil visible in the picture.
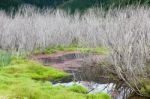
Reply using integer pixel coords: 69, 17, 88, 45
32, 51, 105, 72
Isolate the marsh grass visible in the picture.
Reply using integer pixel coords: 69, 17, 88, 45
0, 57, 111, 99
34, 46, 108, 55
0, 75, 111, 99
3, 57, 68, 80
0, 6, 105, 52
0, 50, 11, 66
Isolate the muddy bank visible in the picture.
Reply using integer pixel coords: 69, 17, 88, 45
32, 51, 105, 72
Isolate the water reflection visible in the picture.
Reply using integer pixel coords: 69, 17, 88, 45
39, 52, 149, 99
53, 81, 133, 99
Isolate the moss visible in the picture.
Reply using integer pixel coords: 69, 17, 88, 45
0, 74, 111, 99
140, 80, 150, 96
0, 56, 111, 99
87, 93, 111, 99
0, 58, 68, 80
68, 84, 88, 94
34, 46, 109, 55
0, 75, 82, 99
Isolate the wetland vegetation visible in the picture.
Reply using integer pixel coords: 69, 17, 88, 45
0, 0, 150, 99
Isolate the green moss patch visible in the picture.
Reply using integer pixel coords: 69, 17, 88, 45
68, 84, 88, 94
87, 93, 111, 99
0, 56, 111, 99
140, 80, 150, 96
0, 73, 111, 99
0, 57, 67, 80
34, 46, 109, 55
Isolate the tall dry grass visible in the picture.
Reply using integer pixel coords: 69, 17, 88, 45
103, 6, 150, 96
0, 6, 104, 52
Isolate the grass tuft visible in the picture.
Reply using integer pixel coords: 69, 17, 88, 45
68, 84, 88, 94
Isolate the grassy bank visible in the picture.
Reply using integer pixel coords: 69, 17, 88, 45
34, 46, 108, 55
0, 50, 111, 99
0, 74, 111, 99
0, 58, 68, 80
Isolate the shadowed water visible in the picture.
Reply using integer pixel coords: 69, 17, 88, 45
40, 52, 148, 99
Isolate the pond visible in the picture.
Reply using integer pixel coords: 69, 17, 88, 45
51, 71, 131, 99
35, 52, 149, 99
41, 53, 89, 65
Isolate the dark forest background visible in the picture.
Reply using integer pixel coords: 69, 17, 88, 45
0, 0, 150, 12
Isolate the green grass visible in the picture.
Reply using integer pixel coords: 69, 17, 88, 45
87, 93, 111, 99
0, 57, 111, 99
0, 75, 111, 99
34, 46, 109, 55
0, 57, 68, 80
68, 84, 88, 94
0, 75, 83, 99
